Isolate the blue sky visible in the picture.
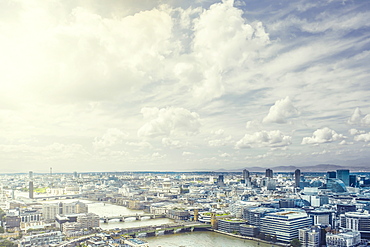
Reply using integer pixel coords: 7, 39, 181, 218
0, 0, 369, 172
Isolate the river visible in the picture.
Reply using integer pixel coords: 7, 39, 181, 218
38, 199, 175, 230
38, 199, 272, 246
144, 231, 273, 247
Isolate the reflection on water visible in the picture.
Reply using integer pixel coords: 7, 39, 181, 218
100, 218, 174, 230
87, 201, 143, 217
145, 231, 272, 247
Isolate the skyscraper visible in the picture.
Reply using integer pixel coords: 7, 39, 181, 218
217, 175, 225, 186
327, 171, 336, 179
243, 169, 250, 186
243, 169, 250, 181
294, 169, 301, 188
29, 171, 33, 180
29, 181, 34, 199
337, 169, 350, 186
349, 175, 357, 187
265, 169, 273, 178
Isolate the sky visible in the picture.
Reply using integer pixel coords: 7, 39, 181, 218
0, 0, 370, 173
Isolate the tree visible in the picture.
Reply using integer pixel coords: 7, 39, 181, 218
257, 232, 265, 240
0, 240, 17, 247
272, 234, 278, 243
290, 238, 302, 247
265, 234, 272, 241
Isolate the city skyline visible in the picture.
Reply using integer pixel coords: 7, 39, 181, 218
1, 0, 370, 172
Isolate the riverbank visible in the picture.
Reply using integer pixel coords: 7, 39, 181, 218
212, 229, 289, 247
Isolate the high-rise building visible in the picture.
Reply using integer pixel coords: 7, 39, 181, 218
299, 226, 321, 247
340, 211, 370, 239
29, 171, 33, 180
29, 181, 34, 199
217, 219, 246, 233
327, 171, 336, 179
243, 207, 280, 227
260, 210, 312, 243
266, 178, 276, 190
243, 169, 250, 184
42, 201, 88, 221
217, 175, 225, 187
294, 169, 301, 188
308, 209, 335, 226
349, 175, 357, 187
265, 169, 273, 178
337, 169, 350, 186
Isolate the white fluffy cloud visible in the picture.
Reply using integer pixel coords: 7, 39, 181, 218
348, 128, 365, 135
191, 0, 270, 101
162, 138, 187, 148
263, 96, 298, 124
301, 127, 345, 145
93, 128, 128, 150
236, 130, 292, 149
208, 129, 232, 147
348, 107, 370, 126
354, 132, 370, 142
138, 107, 201, 138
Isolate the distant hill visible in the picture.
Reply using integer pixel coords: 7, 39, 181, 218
220, 164, 370, 173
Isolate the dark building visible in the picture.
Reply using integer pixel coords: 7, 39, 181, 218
167, 209, 190, 220
217, 175, 225, 186
337, 204, 356, 215
294, 169, 301, 188
337, 169, 350, 186
349, 175, 357, 187
327, 171, 336, 179
29, 181, 34, 199
265, 169, 273, 178
243, 169, 250, 186
5, 215, 21, 228
279, 199, 295, 208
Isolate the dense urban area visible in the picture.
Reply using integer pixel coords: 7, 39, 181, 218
0, 168, 369, 247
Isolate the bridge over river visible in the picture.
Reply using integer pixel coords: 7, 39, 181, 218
105, 222, 212, 237
58, 223, 211, 246
100, 213, 167, 223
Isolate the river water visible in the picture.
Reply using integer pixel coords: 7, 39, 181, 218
145, 231, 272, 247
38, 199, 271, 246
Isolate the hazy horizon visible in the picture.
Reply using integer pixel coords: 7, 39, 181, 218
1, 0, 370, 173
